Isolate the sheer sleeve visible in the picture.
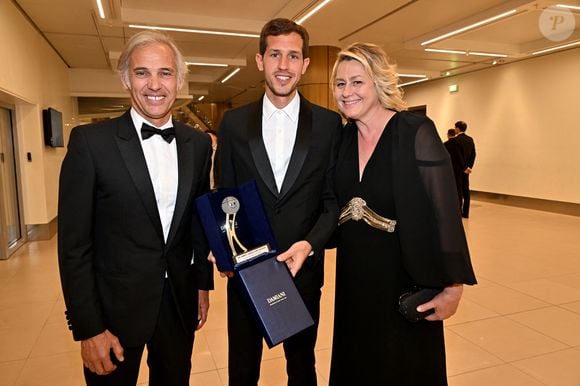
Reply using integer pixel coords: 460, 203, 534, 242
392, 113, 476, 287
414, 120, 476, 285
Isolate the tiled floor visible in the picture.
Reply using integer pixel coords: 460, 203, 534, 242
1, 200, 580, 385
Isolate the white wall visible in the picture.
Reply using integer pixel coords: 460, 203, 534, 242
0, 0, 75, 224
404, 48, 580, 204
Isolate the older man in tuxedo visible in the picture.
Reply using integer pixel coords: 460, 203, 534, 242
58, 31, 213, 386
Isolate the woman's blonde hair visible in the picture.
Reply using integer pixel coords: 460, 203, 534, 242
331, 42, 407, 112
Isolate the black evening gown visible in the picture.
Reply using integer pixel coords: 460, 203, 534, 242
329, 114, 448, 386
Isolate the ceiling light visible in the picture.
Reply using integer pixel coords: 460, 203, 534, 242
221, 68, 241, 83
421, 9, 517, 46
95, 0, 105, 19
398, 78, 429, 87
128, 25, 259, 38
468, 51, 508, 57
296, 0, 332, 25
425, 48, 466, 55
197, 96, 205, 101
556, 4, 580, 11
491, 60, 498, 65
531, 40, 580, 55
426, 48, 508, 57
186, 62, 228, 67
397, 73, 427, 78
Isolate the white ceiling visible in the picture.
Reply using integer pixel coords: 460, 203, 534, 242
13, 0, 580, 114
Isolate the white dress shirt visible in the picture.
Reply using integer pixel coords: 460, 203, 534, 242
130, 108, 178, 243
262, 93, 300, 192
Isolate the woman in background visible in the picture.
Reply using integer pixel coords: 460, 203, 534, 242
329, 42, 477, 386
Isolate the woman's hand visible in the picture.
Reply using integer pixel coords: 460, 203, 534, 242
419, 284, 464, 321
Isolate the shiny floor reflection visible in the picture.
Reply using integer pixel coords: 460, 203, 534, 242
1, 200, 580, 385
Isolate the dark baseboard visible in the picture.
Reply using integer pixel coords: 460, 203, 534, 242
471, 191, 580, 217
27, 217, 58, 241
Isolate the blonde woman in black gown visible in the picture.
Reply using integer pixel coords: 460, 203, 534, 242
329, 43, 477, 386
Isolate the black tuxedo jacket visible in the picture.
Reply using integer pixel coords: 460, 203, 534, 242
444, 137, 465, 190
58, 111, 213, 347
217, 95, 342, 292
455, 132, 476, 169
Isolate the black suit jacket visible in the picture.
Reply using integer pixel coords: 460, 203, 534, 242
217, 95, 342, 292
58, 111, 213, 346
444, 137, 465, 193
455, 132, 476, 169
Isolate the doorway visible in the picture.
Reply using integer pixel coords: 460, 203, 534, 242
0, 105, 26, 259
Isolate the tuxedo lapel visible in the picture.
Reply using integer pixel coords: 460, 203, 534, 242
115, 112, 165, 242
166, 124, 195, 246
247, 99, 279, 197
278, 97, 312, 199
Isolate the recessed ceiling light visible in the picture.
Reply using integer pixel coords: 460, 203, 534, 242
426, 48, 508, 57
221, 68, 241, 83
398, 78, 429, 87
397, 73, 427, 78
296, 0, 332, 25
468, 51, 508, 57
425, 48, 467, 54
531, 40, 580, 55
556, 4, 580, 11
128, 24, 259, 38
95, 0, 105, 19
186, 62, 228, 67
421, 9, 517, 46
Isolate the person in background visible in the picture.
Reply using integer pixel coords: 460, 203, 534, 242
454, 120, 476, 218
206, 129, 218, 190
446, 128, 456, 140
215, 18, 342, 386
329, 42, 476, 386
58, 30, 213, 386
444, 128, 465, 205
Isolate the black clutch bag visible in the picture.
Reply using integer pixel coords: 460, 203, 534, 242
398, 287, 441, 322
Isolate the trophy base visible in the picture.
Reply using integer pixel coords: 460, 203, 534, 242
233, 244, 271, 265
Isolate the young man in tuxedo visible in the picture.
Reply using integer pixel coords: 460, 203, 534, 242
216, 18, 342, 386
454, 120, 476, 218
58, 31, 213, 386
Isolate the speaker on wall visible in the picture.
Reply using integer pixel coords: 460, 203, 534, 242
42, 108, 64, 147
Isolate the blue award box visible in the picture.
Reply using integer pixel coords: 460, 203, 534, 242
195, 180, 314, 347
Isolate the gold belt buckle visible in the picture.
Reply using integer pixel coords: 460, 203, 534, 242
339, 197, 397, 233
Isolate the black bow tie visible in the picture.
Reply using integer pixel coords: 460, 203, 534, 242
141, 123, 176, 143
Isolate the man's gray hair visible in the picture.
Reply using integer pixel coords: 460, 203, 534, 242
117, 30, 188, 89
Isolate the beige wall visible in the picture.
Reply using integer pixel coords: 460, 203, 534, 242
0, 0, 75, 225
404, 48, 580, 204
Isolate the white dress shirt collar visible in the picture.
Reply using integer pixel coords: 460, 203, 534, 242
262, 92, 300, 122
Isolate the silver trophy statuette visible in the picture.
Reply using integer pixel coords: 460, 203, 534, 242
222, 196, 247, 256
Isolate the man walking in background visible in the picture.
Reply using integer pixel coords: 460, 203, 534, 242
454, 120, 476, 218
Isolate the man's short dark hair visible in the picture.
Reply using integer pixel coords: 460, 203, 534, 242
447, 129, 456, 137
259, 18, 309, 58
455, 121, 468, 132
